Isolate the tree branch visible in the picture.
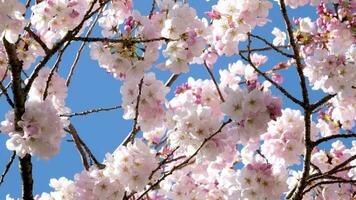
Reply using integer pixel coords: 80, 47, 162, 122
165, 74, 179, 87
203, 61, 224, 102
249, 34, 294, 58
24, 27, 50, 54
313, 133, 356, 147
0, 151, 16, 187
66, 124, 90, 171
136, 119, 232, 200
3, 37, 34, 200
66, 5, 105, 87
0, 82, 14, 108
60, 105, 122, 117
121, 78, 144, 146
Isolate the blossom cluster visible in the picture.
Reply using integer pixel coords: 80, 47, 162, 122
261, 109, 308, 166
0, 0, 26, 43
208, 0, 273, 56
2, 0, 356, 199
120, 73, 169, 132
237, 160, 288, 200
90, 11, 161, 80
36, 139, 158, 200
31, 0, 91, 47
301, 2, 356, 130
159, 3, 207, 74
166, 78, 238, 161
221, 87, 282, 143
0, 68, 69, 159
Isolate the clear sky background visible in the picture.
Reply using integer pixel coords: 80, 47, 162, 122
0, 0, 348, 198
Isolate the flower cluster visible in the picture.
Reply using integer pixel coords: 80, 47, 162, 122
1, 100, 67, 159
90, 11, 161, 80
221, 87, 282, 142
27, 68, 69, 111
37, 139, 158, 199
159, 162, 240, 200
98, 0, 133, 37
166, 78, 238, 161
261, 109, 307, 166
209, 0, 273, 56
159, 3, 208, 74
237, 160, 288, 200
120, 73, 169, 132
0, 0, 26, 43
0, 68, 69, 159
31, 0, 90, 47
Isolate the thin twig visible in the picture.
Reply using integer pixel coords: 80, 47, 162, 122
0, 151, 16, 187
313, 133, 356, 147
72, 36, 173, 44
66, 124, 90, 170
165, 74, 179, 87
0, 82, 14, 108
121, 78, 144, 146
136, 119, 232, 200
303, 180, 356, 195
239, 45, 291, 53
77, 136, 106, 169
0, 81, 12, 98
148, 147, 180, 180
43, 42, 71, 100
148, 0, 156, 19
60, 105, 122, 117
203, 61, 224, 102
66, 5, 105, 87
310, 94, 336, 111
250, 34, 294, 58
239, 52, 303, 107
24, 27, 50, 54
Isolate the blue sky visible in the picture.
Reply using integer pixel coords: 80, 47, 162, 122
0, 0, 345, 198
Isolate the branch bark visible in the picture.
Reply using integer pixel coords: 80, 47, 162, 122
3, 38, 34, 200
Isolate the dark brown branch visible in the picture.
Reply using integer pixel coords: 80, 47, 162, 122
148, 0, 156, 19
3, 37, 33, 200
66, 124, 90, 171
277, 1, 312, 198
0, 81, 12, 98
249, 34, 294, 58
313, 133, 356, 147
77, 135, 106, 169
239, 52, 303, 107
24, 27, 50, 54
303, 180, 356, 195
60, 105, 122, 117
0, 82, 14, 108
165, 74, 179, 87
0, 151, 16, 187
121, 78, 144, 146
43, 42, 71, 100
203, 61, 224, 102
72, 36, 173, 44
239, 45, 290, 53
310, 94, 336, 111
136, 119, 232, 200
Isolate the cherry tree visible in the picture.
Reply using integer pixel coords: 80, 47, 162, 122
0, 0, 355, 199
